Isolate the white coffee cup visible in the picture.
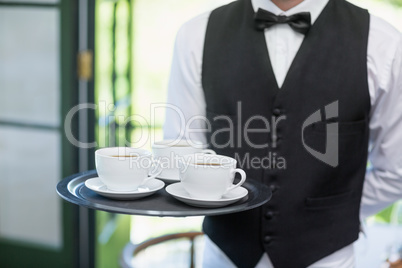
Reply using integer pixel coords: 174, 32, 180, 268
178, 153, 246, 200
152, 140, 216, 179
95, 147, 161, 192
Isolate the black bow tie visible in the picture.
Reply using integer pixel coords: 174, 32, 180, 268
254, 8, 311, 35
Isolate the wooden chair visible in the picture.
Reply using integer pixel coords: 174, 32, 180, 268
120, 232, 204, 268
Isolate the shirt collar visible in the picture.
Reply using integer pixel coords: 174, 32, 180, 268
251, 0, 330, 24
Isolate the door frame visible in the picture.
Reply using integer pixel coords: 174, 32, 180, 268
0, 0, 96, 267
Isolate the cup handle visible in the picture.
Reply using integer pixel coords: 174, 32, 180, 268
201, 149, 216, 155
225, 168, 246, 193
148, 159, 162, 178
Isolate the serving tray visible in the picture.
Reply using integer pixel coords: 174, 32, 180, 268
56, 170, 271, 217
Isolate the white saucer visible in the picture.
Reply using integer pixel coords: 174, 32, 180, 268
156, 174, 180, 183
85, 177, 165, 200
165, 183, 248, 208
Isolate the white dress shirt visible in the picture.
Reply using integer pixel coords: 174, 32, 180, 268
163, 0, 402, 267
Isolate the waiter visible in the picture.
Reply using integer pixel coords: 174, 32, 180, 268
164, 0, 402, 267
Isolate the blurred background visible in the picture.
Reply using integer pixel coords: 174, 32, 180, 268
0, 0, 401, 267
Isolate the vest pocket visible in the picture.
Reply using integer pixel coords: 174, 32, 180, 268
303, 119, 368, 164
305, 191, 354, 209
309, 119, 367, 134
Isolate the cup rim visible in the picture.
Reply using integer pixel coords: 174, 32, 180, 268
152, 139, 205, 149
179, 153, 236, 167
95, 147, 152, 159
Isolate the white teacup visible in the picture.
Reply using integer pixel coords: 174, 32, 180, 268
178, 154, 246, 200
152, 140, 216, 179
95, 147, 161, 192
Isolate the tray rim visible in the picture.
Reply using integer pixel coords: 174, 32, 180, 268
57, 170, 271, 217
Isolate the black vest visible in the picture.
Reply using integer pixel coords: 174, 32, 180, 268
201, 0, 371, 267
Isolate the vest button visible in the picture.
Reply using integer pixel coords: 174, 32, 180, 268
264, 235, 273, 244
265, 211, 274, 220
272, 108, 282, 116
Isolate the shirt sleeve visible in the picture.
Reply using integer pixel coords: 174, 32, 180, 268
163, 13, 210, 144
360, 16, 402, 219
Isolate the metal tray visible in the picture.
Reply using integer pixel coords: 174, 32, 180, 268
57, 170, 271, 217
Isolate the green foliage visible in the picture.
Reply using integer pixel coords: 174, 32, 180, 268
374, 204, 395, 223
96, 212, 131, 268
385, 0, 402, 7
